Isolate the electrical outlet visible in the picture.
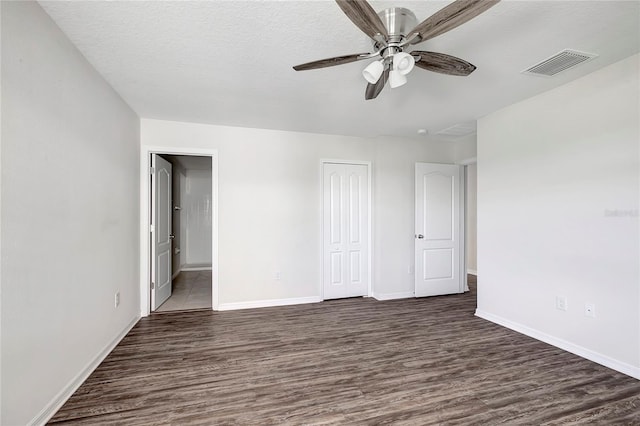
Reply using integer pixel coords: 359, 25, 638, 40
408, 265, 414, 274
585, 303, 595, 318
275, 271, 281, 281
555, 296, 567, 311
114, 291, 120, 308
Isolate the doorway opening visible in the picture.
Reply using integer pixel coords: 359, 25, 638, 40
460, 158, 477, 292
140, 147, 218, 317
156, 155, 213, 312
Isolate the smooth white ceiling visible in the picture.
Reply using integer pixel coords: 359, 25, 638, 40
40, 1, 639, 140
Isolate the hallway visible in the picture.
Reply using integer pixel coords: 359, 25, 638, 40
156, 271, 212, 312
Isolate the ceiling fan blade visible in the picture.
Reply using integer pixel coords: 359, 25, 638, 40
408, 0, 500, 44
335, 0, 389, 41
293, 53, 371, 71
365, 67, 389, 100
412, 51, 476, 76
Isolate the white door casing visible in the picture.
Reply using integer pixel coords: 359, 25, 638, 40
151, 154, 172, 310
322, 162, 369, 300
415, 163, 465, 297
140, 147, 218, 316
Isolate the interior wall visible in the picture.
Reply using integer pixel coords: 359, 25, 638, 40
477, 54, 639, 377
184, 169, 213, 267
179, 172, 187, 268
0, 3, 3, 419
1, 2, 140, 424
141, 119, 457, 305
455, 133, 477, 162
466, 163, 477, 273
171, 162, 185, 275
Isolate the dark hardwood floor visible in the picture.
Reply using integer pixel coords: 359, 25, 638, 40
50, 276, 640, 424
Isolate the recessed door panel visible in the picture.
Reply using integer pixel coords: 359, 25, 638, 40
423, 248, 453, 280
330, 173, 342, 245
158, 251, 171, 290
330, 252, 343, 285
423, 173, 453, 241
349, 174, 361, 244
350, 251, 361, 283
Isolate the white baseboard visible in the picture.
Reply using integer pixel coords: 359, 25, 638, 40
372, 291, 415, 301
218, 296, 321, 311
467, 269, 477, 275
171, 269, 181, 280
180, 266, 212, 272
29, 315, 140, 426
475, 309, 640, 380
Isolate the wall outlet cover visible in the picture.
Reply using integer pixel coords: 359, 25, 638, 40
555, 296, 568, 311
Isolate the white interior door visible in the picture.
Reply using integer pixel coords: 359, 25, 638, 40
151, 154, 172, 310
415, 163, 464, 297
323, 163, 369, 300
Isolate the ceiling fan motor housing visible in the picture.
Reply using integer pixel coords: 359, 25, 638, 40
376, 7, 418, 46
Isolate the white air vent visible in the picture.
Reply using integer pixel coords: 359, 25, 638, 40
435, 122, 476, 138
522, 49, 598, 77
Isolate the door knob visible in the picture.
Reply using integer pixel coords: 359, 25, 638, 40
169, 234, 175, 240
416, 234, 424, 239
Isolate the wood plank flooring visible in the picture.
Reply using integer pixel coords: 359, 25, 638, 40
50, 278, 640, 424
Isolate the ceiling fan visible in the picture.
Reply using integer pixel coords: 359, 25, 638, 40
293, 0, 500, 100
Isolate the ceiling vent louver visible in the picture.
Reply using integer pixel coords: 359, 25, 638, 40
435, 122, 477, 138
522, 49, 598, 77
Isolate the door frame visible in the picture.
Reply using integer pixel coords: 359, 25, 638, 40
458, 156, 476, 291
320, 159, 373, 300
140, 145, 219, 316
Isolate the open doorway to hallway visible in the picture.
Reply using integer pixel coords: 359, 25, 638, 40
465, 162, 478, 289
156, 270, 212, 312
152, 154, 213, 312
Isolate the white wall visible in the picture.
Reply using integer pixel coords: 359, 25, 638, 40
0, 3, 4, 419
477, 54, 639, 378
169, 160, 185, 275
466, 163, 477, 273
1, 2, 140, 424
184, 169, 213, 266
142, 119, 457, 305
454, 133, 477, 163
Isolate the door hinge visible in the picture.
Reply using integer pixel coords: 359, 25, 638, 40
151, 282, 155, 290
149, 166, 155, 175
150, 224, 155, 233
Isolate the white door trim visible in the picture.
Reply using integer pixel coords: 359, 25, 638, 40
320, 159, 373, 300
457, 156, 477, 166
463, 165, 470, 291
140, 145, 219, 316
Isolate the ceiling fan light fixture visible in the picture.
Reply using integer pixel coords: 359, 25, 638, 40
389, 69, 407, 88
363, 60, 385, 84
293, 0, 499, 100
393, 52, 415, 75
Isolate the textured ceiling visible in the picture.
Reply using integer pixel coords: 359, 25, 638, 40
39, 1, 640, 140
